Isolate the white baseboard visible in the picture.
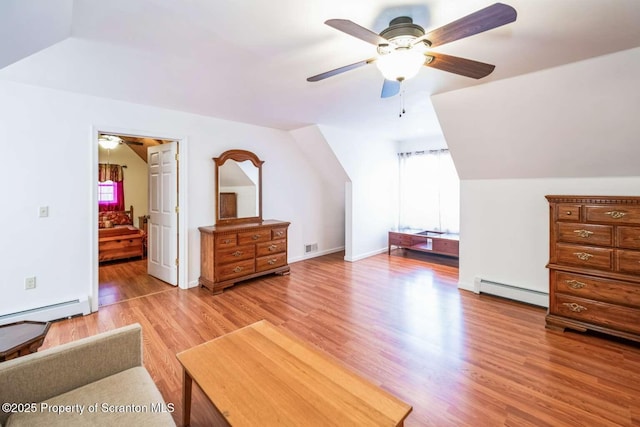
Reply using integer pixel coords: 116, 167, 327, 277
289, 246, 345, 263
344, 247, 387, 262
472, 277, 548, 307
0, 298, 91, 325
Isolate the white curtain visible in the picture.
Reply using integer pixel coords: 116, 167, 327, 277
398, 150, 460, 233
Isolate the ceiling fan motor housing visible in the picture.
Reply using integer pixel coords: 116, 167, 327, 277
379, 17, 425, 42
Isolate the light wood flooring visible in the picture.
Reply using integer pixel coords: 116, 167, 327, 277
99, 258, 173, 306
45, 251, 640, 426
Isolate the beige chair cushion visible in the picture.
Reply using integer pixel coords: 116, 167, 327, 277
6, 367, 175, 427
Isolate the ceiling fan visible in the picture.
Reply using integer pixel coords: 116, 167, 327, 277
307, 3, 517, 98
98, 134, 143, 149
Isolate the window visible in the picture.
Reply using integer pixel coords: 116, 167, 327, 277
98, 181, 117, 204
398, 149, 460, 233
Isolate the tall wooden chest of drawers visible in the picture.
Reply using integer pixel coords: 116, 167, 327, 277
199, 220, 290, 294
546, 195, 640, 342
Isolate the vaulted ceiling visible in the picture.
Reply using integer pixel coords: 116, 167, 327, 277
1, 0, 639, 144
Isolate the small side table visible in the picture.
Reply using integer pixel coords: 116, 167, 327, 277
0, 321, 51, 362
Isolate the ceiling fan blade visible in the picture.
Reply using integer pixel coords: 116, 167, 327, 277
325, 19, 389, 46
425, 52, 495, 79
424, 3, 517, 48
381, 79, 400, 98
307, 58, 375, 82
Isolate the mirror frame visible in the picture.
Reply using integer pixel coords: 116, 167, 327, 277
214, 149, 264, 226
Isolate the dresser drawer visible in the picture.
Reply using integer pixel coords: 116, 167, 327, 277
256, 253, 287, 272
256, 239, 286, 257
553, 271, 640, 307
238, 229, 271, 245
617, 250, 640, 275
557, 204, 581, 221
217, 245, 256, 264
216, 259, 256, 282
586, 205, 640, 225
617, 226, 640, 249
552, 294, 640, 335
557, 223, 612, 246
555, 244, 613, 271
215, 234, 237, 247
432, 238, 459, 256
271, 227, 287, 240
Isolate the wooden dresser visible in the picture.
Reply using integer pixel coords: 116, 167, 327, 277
199, 220, 290, 294
546, 195, 640, 342
388, 229, 459, 258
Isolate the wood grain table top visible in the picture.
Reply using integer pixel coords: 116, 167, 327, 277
176, 320, 412, 426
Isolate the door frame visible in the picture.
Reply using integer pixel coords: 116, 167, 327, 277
89, 125, 189, 313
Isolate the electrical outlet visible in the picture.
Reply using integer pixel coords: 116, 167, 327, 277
39, 206, 49, 218
24, 277, 36, 290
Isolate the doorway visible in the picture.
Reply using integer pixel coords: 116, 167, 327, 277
92, 129, 188, 311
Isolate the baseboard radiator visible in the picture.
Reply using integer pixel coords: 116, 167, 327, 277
474, 277, 548, 308
0, 298, 90, 325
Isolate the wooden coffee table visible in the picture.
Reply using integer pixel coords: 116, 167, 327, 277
176, 320, 412, 426
0, 321, 51, 362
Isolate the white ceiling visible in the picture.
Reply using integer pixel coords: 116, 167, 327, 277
1, 0, 639, 142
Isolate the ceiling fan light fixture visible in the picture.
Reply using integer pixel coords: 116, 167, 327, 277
376, 48, 425, 81
98, 135, 122, 150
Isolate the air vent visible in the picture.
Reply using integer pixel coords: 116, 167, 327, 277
305, 243, 318, 254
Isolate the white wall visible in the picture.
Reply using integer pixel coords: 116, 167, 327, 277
0, 80, 338, 316
459, 177, 640, 303
318, 125, 398, 261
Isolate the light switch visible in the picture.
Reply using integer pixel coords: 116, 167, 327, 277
39, 206, 49, 217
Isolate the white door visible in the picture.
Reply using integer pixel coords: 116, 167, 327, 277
147, 142, 178, 285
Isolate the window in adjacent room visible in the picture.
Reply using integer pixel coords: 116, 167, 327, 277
98, 181, 117, 204
397, 149, 460, 233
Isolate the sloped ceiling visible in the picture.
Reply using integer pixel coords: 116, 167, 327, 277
433, 47, 640, 179
1, 1, 639, 152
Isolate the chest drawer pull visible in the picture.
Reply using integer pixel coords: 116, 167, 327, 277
222, 239, 231, 244
275, 231, 284, 237
573, 252, 593, 261
604, 210, 626, 219
232, 251, 243, 257
565, 211, 572, 215
562, 302, 587, 313
233, 266, 244, 273
565, 279, 586, 289
268, 258, 277, 265
573, 230, 594, 238
252, 234, 261, 240
268, 244, 278, 252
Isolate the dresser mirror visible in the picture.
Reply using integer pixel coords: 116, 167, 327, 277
214, 149, 263, 225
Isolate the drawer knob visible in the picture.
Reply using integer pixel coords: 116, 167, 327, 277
232, 250, 243, 257
268, 244, 278, 252
268, 259, 277, 265
233, 266, 244, 273
573, 230, 594, 238
565, 279, 586, 289
573, 252, 593, 261
604, 210, 626, 219
562, 302, 587, 313
566, 211, 572, 215
252, 234, 261, 240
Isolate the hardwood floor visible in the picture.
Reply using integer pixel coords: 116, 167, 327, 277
99, 258, 173, 306
45, 252, 640, 426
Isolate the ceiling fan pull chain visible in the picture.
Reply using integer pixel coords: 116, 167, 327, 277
399, 81, 406, 118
